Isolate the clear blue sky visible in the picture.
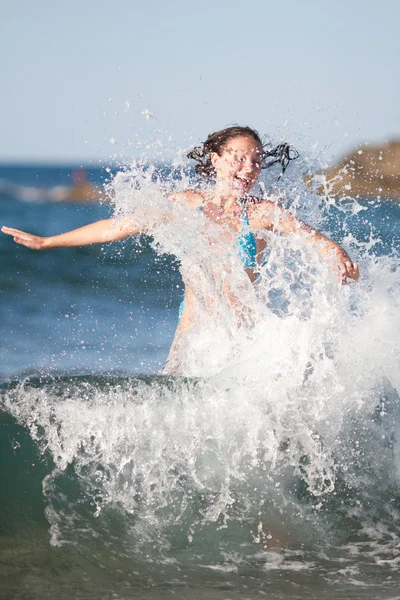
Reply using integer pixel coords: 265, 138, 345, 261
1, 0, 399, 163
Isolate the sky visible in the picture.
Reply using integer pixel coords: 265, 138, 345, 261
1, 0, 399, 164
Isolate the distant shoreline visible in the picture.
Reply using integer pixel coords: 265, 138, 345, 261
309, 140, 400, 201
2, 140, 400, 202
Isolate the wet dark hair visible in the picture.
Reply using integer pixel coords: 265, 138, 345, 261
187, 125, 299, 180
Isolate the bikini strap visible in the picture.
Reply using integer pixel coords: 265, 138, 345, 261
197, 190, 212, 211
240, 198, 250, 227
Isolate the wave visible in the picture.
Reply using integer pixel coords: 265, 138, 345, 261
2, 371, 400, 549
2, 371, 400, 597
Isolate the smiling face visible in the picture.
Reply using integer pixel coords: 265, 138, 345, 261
211, 135, 263, 195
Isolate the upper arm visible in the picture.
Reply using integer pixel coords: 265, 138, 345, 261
249, 201, 333, 253
167, 189, 204, 209
113, 188, 201, 236
249, 200, 305, 235
248, 199, 354, 269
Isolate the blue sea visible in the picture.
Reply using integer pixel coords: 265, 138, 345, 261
1, 163, 400, 599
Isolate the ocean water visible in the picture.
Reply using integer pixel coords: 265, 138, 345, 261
1, 163, 400, 599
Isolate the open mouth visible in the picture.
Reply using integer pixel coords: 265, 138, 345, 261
234, 175, 252, 187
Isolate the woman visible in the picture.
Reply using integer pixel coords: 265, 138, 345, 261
1, 126, 359, 374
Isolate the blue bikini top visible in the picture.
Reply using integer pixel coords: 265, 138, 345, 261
198, 196, 257, 269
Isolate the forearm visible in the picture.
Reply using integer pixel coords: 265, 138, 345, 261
264, 206, 350, 263
46, 217, 140, 249
2, 216, 141, 251
294, 221, 350, 263
270, 210, 358, 281
252, 202, 358, 282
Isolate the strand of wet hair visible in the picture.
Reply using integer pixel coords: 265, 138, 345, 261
187, 142, 299, 180
261, 143, 300, 179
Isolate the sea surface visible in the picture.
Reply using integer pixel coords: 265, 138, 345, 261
1, 164, 400, 599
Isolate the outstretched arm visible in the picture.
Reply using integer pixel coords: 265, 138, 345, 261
1, 216, 141, 250
251, 202, 359, 283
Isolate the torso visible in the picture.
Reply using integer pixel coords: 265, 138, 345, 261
169, 189, 271, 331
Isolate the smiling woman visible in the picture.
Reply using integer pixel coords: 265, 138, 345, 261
1, 125, 359, 376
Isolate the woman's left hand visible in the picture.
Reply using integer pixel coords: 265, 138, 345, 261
337, 253, 359, 284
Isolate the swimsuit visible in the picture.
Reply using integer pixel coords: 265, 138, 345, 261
178, 196, 257, 319
235, 202, 257, 270
197, 195, 257, 269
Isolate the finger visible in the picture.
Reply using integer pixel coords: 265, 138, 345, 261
2, 226, 23, 233
351, 263, 360, 281
4, 229, 42, 247
345, 260, 353, 273
2, 226, 30, 237
13, 236, 33, 246
346, 263, 359, 282
341, 263, 351, 281
13, 236, 25, 245
13, 234, 36, 245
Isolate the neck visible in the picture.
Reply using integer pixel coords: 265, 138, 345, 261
211, 183, 243, 211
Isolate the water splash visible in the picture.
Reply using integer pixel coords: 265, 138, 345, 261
1, 148, 399, 584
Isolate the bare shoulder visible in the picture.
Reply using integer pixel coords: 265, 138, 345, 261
167, 189, 205, 209
246, 196, 284, 229
246, 196, 279, 215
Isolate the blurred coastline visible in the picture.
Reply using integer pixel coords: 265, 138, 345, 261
307, 139, 400, 201
0, 165, 108, 204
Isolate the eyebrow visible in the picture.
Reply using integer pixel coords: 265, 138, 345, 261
228, 148, 262, 155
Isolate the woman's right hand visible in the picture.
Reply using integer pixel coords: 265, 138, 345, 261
1, 226, 50, 250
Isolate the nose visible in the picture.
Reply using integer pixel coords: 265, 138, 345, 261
241, 157, 259, 174
240, 157, 252, 170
